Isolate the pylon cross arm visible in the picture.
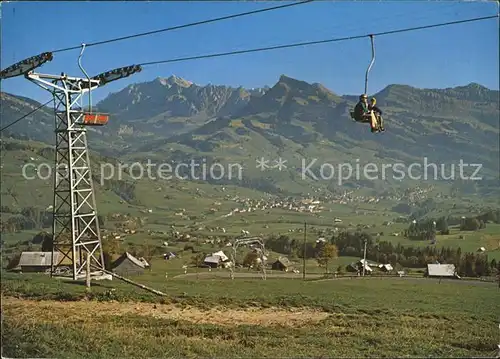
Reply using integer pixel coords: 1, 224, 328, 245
0, 52, 53, 80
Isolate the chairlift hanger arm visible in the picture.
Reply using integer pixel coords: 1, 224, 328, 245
78, 43, 93, 113
364, 35, 375, 95
0, 52, 53, 80
89, 65, 142, 87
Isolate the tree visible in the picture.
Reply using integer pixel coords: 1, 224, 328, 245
33, 231, 52, 250
101, 236, 121, 270
102, 236, 121, 255
139, 242, 155, 271
497, 261, 500, 288
41, 234, 54, 252
266, 235, 293, 255
316, 243, 338, 274
435, 217, 449, 234
243, 252, 259, 269
463, 253, 475, 277
6, 253, 21, 270
460, 217, 481, 231
474, 254, 489, 277
491, 259, 498, 273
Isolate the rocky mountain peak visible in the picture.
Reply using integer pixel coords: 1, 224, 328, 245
157, 75, 193, 88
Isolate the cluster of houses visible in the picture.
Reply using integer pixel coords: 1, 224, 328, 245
294, 186, 435, 205
226, 197, 325, 215
345, 259, 460, 279
196, 252, 462, 279
199, 250, 301, 273
346, 259, 396, 275
11, 249, 462, 280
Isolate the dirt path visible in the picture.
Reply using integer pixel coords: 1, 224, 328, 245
2, 296, 330, 327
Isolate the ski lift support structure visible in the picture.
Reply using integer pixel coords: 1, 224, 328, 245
0, 47, 142, 280
229, 236, 267, 280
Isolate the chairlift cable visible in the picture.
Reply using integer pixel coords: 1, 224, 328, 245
50, 0, 315, 54
138, 14, 498, 66
0, 98, 52, 132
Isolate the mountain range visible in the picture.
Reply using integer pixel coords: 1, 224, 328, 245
1, 74, 499, 199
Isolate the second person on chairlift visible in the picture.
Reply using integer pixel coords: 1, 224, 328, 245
368, 97, 384, 132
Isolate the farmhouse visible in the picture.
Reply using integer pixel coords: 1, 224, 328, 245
111, 252, 146, 276
14, 251, 72, 273
271, 257, 291, 271
358, 259, 374, 274
212, 250, 229, 262
203, 255, 222, 268
425, 264, 459, 279
378, 264, 393, 272
203, 251, 230, 268
346, 259, 374, 274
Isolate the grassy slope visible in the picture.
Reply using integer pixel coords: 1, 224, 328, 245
2, 271, 499, 358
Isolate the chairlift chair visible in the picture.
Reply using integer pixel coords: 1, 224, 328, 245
77, 44, 111, 127
81, 112, 110, 126
350, 35, 375, 123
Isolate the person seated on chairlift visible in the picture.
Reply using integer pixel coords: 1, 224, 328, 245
353, 94, 370, 121
368, 97, 382, 116
368, 97, 385, 132
353, 94, 378, 132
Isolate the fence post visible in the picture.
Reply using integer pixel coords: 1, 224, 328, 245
86, 253, 91, 292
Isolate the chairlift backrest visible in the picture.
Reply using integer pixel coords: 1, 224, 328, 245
82, 113, 109, 126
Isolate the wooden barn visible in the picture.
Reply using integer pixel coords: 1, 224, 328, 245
111, 252, 146, 276
14, 251, 73, 273
271, 257, 291, 272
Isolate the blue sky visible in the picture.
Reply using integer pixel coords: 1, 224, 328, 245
1, 1, 498, 104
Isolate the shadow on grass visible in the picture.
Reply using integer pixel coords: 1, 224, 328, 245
64, 280, 107, 288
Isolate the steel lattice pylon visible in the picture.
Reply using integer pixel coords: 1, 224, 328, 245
230, 237, 267, 280
27, 72, 105, 280
0, 49, 141, 280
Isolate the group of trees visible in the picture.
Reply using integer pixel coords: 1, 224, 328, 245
455, 209, 500, 230
264, 230, 498, 278
459, 217, 487, 231
0, 206, 51, 233
403, 209, 500, 242
264, 234, 322, 260
100, 178, 137, 204
405, 219, 439, 241
333, 231, 498, 277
